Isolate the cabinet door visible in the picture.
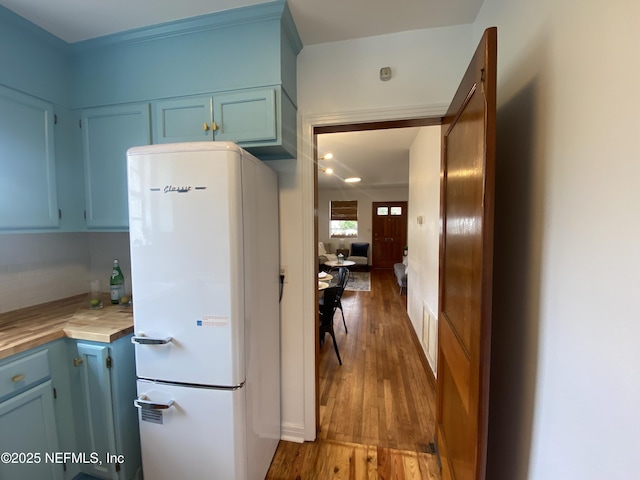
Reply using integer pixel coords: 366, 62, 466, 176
82, 103, 150, 229
75, 343, 118, 479
0, 85, 59, 229
213, 87, 277, 143
152, 95, 213, 143
0, 380, 63, 480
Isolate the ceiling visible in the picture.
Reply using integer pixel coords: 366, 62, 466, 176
317, 128, 425, 190
0, 0, 478, 189
0, 0, 483, 45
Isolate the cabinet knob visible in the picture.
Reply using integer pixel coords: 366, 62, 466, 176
11, 374, 25, 383
211, 121, 219, 132
73, 357, 84, 367
203, 122, 210, 132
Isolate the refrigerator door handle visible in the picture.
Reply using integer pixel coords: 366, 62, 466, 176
132, 335, 173, 345
134, 395, 175, 410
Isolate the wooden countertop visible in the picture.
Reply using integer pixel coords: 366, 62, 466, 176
0, 294, 134, 361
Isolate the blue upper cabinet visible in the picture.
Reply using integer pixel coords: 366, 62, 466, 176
213, 87, 277, 143
153, 87, 279, 146
152, 95, 214, 144
1, 0, 300, 230
81, 103, 151, 230
0, 85, 59, 230
73, 1, 301, 160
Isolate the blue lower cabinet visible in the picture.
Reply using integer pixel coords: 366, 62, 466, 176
69, 336, 141, 480
0, 337, 140, 480
0, 344, 71, 480
74, 343, 118, 479
0, 381, 63, 480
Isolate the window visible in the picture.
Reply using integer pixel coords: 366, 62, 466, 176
377, 205, 403, 216
330, 200, 358, 238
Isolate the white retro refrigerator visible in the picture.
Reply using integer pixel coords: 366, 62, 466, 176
126, 142, 281, 480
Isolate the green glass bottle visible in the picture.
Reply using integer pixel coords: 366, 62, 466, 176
110, 259, 125, 304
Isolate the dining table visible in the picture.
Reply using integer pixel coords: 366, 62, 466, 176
318, 273, 333, 290
323, 260, 356, 268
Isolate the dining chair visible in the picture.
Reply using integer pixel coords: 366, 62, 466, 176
319, 286, 343, 365
335, 267, 350, 333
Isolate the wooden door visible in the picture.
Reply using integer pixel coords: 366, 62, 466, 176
372, 201, 408, 268
436, 27, 497, 480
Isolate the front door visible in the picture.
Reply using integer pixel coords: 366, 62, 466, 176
436, 27, 497, 480
372, 201, 408, 268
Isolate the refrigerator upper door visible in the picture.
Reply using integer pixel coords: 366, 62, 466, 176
127, 143, 245, 386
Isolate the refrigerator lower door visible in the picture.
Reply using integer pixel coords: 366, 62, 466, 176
135, 380, 247, 480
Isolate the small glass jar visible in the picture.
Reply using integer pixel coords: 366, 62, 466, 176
88, 279, 103, 309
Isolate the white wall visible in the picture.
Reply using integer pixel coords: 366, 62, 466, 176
267, 158, 308, 441
298, 26, 473, 114
473, 1, 640, 479
407, 126, 441, 373
317, 186, 409, 254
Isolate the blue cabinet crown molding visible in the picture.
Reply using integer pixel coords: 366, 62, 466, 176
70, 1, 301, 109
71, 0, 301, 54
281, 1, 303, 56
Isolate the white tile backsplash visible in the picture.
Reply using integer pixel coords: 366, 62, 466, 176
0, 232, 131, 314
88, 232, 132, 295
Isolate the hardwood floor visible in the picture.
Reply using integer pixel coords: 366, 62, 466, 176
266, 269, 440, 479
266, 439, 440, 480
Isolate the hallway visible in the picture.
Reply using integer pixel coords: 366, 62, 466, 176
266, 269, 440, 479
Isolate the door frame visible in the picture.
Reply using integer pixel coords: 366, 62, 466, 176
300, 104, 447, 440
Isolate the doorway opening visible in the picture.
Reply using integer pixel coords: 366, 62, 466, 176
312, 116, 442, 452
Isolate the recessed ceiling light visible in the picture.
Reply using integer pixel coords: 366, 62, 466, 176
344, 177, 361, 183
320, 153, 333, 160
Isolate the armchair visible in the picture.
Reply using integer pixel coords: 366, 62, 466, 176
347, 242, 370, 271
394, 254, 408, 294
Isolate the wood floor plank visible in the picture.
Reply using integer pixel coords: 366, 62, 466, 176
266, 270, 440, 480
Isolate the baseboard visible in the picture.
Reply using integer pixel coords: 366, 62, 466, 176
405, 314, 437, 392
280, 422, 306, 443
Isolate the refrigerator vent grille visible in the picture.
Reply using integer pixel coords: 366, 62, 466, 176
141, 409, 163, 425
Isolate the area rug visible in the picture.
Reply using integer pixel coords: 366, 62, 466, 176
345, 272, 371, 292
